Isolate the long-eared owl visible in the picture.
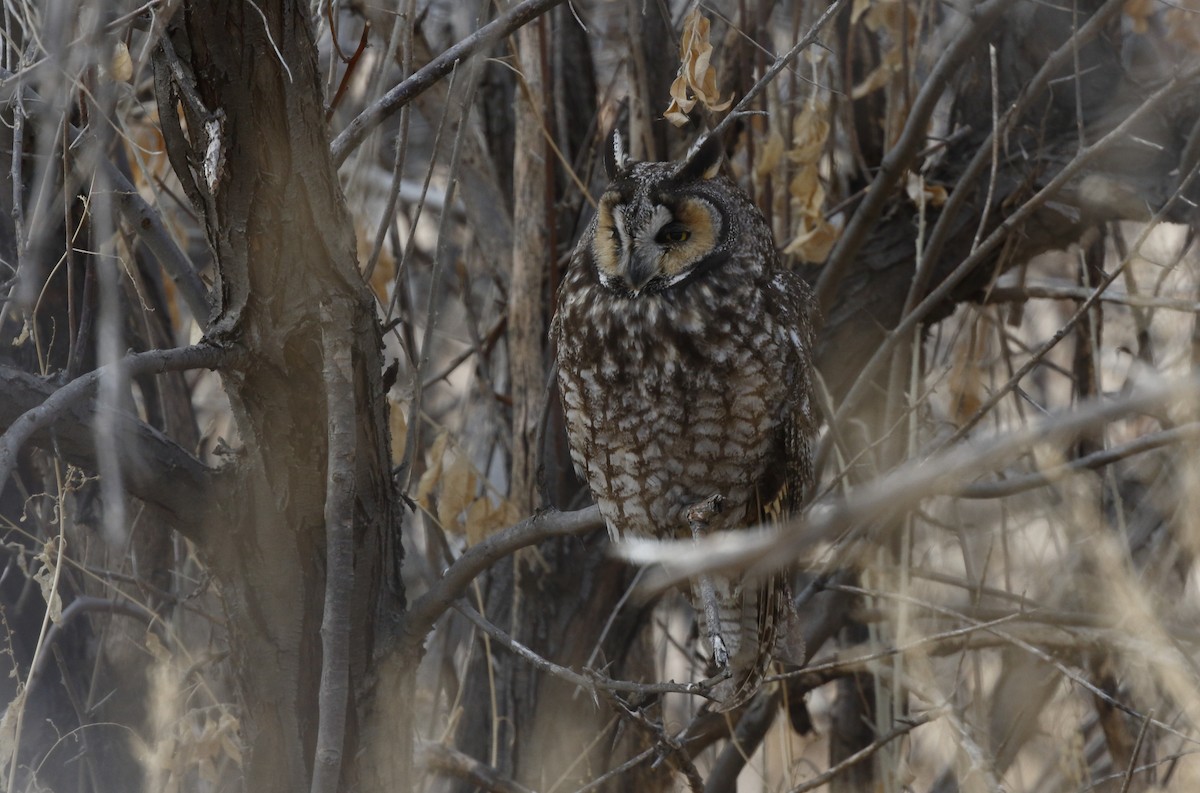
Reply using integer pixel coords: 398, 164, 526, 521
551, 134, 817, 709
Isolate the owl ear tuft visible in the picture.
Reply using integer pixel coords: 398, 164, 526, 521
680, 134, 723, 181
604, 129, 629, 179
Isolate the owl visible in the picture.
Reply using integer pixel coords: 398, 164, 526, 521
551, 133, 817, 710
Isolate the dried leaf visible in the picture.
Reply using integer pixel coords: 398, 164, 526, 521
789, 103, 830, 165
755, 129, 785, 177
145, 631, 172, 663
851, 0, 873, 26
438, 453, 478, 533
0, 685, 24, 778
784, 215, 842, 264
664, 9, 733, 127
465, 497, 520, 547
1165, 7, 1200, 51
108, 40, 133, 83
851, 59, 897, 100
415, 431, 448, 513
34, 538, 63, 625
389, 400, 408, 465
789, 167, 826, 217
905, 172, 948, 207
947, 334, 985, 425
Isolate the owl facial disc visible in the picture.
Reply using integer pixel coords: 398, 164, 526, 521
595, 193, 722, 297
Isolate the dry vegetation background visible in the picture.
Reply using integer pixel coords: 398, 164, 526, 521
3, 0, 1200, 791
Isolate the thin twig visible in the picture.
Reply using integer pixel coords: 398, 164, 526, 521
787, 712, 935, 793
395, 61, 479, 489
599, 688, 703, 792
708, 0, 850, 143
1119, 709, 1155, 793
0, 67, 212, 327
815, 0, 1011, 314
452, 600, 727, 700
959, 423, 1200, 499
417, 740, 537, 793
984, 279, 1200, 312
330, 0, 569, 166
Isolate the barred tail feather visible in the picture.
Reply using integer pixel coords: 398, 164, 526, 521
693, 572, 783, 711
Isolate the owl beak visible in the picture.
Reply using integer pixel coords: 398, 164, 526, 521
625, 252, 660, 294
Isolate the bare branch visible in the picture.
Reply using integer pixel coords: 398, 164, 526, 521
815, 0, 1012, 314
0, 363, 215, 530
985, 278, 1200, 312
0, 344, 236, 538
329, 0, 568, 167
311, 302, 357, 793
960, 423, 1200, 499
452, 599, 728, 700
786, 711, 935, 793
619, 373, 1200, 589
0, 67, 213, 327
401, 505, 604, 646
417, 740, 537, 793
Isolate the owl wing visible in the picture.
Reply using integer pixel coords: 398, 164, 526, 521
763, 269, 818, 522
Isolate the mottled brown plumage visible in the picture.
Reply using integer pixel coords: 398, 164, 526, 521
552, 135, 816, 709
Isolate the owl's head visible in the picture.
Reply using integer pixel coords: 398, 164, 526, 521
591, 134, 741, 297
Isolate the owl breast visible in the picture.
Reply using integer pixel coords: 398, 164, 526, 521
555, 248, 796, 541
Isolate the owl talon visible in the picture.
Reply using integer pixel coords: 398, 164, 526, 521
688, 496, 731, 671
710, 632, 729, 669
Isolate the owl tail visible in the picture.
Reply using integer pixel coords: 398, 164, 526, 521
691, 572, 782, 711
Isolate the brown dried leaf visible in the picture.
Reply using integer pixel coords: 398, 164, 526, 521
851, 59, 897, 100
905, 172, 948, 207
789, 167, 826, 217
415, 431, 448, 513
465, 497, 520, 546
789, 102, 829, 165
109, 41, 133, 82
438, 453, 478, 533
664, 9, 733, 127
1165, 6, 1200, 50
851, 0, 873, 25
755, 129, 786, 177
34, 538, 63, 625
784, 215, 842, 264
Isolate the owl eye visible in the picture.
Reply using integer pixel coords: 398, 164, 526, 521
658, 222, 690, 245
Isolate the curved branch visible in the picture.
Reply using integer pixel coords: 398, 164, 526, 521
29, 595, 166, 690
330, 0, 567, 167
401, 505, 603, 647
0, 343, 236, 538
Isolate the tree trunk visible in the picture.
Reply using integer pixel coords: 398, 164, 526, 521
156, 1, 399, 788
